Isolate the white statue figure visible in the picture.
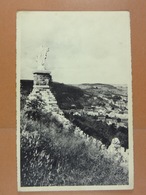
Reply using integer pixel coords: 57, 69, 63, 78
36, 45, 49, 71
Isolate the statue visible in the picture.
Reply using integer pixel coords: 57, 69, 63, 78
36, 45, 49, 71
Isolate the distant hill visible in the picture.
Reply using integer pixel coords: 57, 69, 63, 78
20, 80, 33, 95
20, 80, 128, 150
20, 80, 127, 110
20, 80, 85, 110
75, 83, 127, 96
76, 83, 116, 89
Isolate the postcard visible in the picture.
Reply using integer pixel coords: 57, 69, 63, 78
16, 11, 133, 191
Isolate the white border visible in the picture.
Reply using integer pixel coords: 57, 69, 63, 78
16, 11, 134, 191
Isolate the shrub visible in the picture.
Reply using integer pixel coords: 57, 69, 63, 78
20, 111, 128, 186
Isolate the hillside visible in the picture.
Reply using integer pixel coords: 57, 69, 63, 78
21, 110, 128, 186
20, 80, 129, 186
20, 79, 128, 149
20, 80, 84, 110
20, 80, 127, 110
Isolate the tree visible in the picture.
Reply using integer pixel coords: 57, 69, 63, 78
117, 118, 121, 123
24, 93, 47, 131
112, 95, 121, 103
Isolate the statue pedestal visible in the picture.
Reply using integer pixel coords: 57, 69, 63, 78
27, 70, 63, 115
33, 70, 52, 87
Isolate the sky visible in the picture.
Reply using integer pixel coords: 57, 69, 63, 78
17, 11, 132, 84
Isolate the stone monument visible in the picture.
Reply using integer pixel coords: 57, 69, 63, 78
28, 47, 63, 114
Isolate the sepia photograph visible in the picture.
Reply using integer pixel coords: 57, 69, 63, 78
16, 11, 133, 191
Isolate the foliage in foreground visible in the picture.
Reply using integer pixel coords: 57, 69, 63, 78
64, 112, 128, 150
20, 111, 128, 187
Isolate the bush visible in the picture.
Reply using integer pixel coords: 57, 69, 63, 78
20, 111, 128, 186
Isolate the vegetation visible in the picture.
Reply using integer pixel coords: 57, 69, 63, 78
20, 80, 33, 109
20, 80, 127, 110
64, 112, 128, 150
20, 80, 129, 186
21, 111, 128, 186
50, 82, 84, 109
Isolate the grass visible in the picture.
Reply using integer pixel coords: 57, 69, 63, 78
20, 111, 128, 187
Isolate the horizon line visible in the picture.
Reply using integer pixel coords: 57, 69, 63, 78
20, 79, 127, 86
